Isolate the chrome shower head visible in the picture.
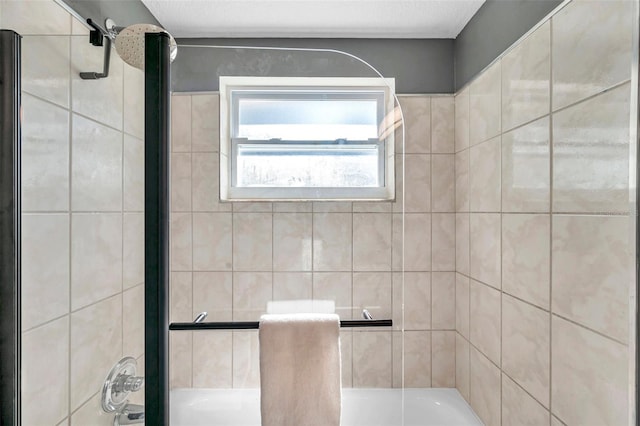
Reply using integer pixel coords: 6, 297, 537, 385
112, 23, 178, 70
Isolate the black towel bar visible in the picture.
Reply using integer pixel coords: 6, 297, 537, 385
169, 319, 392, 330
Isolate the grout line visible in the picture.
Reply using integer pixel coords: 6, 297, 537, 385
67, 33, 74, 420
549, 17, 555, 421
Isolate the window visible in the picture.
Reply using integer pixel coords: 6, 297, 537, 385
219, 77, 396, 201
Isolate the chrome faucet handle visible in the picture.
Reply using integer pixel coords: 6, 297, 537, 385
362, 309, 373, 320
194, 311, 208, 323
114, 403, 144, 425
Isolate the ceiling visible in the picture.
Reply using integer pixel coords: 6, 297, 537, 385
142, 0, 485, 39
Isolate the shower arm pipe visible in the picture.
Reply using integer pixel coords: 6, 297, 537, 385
169, 319, 392, 330
79, 18, 112, 80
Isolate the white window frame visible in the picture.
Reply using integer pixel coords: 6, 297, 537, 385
219, 76, 396, 201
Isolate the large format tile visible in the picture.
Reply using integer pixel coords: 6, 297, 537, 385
502, 374, 550, 426
502, 21, 550, 131
431, 272, 455, 330
469, 62, 501, 146
455, 213, 470, 275
470, 136, 501, 212
123, 135, 144, 211
353, 331, 392, 387
272, 272, 312, 301
432, 213, 455, 271
431, 155, 455, 212
312, 272, 352, 319
193, 331, 233, 387
455, 150, 470, 212
502, 214, 550, 309
21, 94, 69, 211
171, 153, 192, 212
123, 64, 144, 139
552, 0, 633, 110
469, 280, 501, 365
404, 154, 431, 212
552, 84, 630, 213
123, 285, 144, 359
71, 36, 123, 130
192, 94, 220, 152
21, 214, 69, 330
403, 331, 431, 387
353, 213, 392, 271
502, 294, 550, 407
1, 0, 71, 35
273, 213, 312, 271
313, 213, 352, 271
194, 213, 233, 271
170, 272, 193, 323
552, 215, 630, 343
70, 392, 115, 426
232, 213, 272, 271
170, 331, 192, 388
469, 346, 501, 426
71, 213, 122, 310
70, 295, 122, 410
193, 272, 233, 321
171, 95, 191, 152
455, 89, 470, 152
22, 36, 70, 107
402, 272, 430, 330
431, 96, 455, 154
431, 331, 455, 387
72, 114, 122, 211
455, 333, 470, 402
456, 273, 470, 339
170, 213, 192, 271
22, 317, 69, 426
233, 272, 272, 321
232, 331, 260, 388
398, 96, 430, 153
469, 213, 501, 289
192, 153, 231, 212
552, 316, 628, 426
123, 213, 144, 289
403, 213, 431, 271
502, 116, 550, 212
353, 272, 392, 322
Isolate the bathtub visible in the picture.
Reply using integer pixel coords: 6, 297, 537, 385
170, 388, 483, 425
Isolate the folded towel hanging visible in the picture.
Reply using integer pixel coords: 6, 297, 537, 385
259, 313, 341, 426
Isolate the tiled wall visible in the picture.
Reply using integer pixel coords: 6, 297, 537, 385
1, 1, 146, 424
168, 93, 457, 389
454, 0, 634, 425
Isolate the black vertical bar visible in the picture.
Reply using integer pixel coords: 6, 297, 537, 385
0, 30, 21, 426
145, 32, 171, 426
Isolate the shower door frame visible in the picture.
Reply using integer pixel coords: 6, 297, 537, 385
0, 29, 21, 426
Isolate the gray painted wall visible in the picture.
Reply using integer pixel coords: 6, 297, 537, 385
171, 39, 454, 94
454, 0, 562, 90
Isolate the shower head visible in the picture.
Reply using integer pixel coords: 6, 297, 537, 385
113, 23, 178, 70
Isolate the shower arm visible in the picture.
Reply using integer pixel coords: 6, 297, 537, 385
79, 18, 112, 80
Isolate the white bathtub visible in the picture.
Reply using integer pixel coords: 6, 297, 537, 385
170, 388, 483, 426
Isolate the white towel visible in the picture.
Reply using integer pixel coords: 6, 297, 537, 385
259, 313, 341, 426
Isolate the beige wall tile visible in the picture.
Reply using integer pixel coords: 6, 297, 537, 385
470, 280, 501, 365
470, 136, 501, 212
552, 215, 630, 343
22, 317, 69, 426
432, 272, 455, 330
171, 95, 192, 152
391, 214, 403, 271
469, 62, 501, 146
21, 214, 69, 330
123, 213, 144, 289
353, 272, 392, 322
71, 213, 122, 310
1, 0, 71, 35
392, 331, 403, 388
456, 273, 470, 339
404, 331, 431, 387
273, 202, 312, 213
170, 331, 192, 389
502, 374, 550, 426
455, 333, 470, 401
391, 272, 404, 331
70, 392, 114, 426
398, 96, 431, 153
455, 213, 470, 276
432, 330, 455, 387
194, 212, 233, 271
551, 316, 628, 425
123, 135, 144, 212
171, 153, 192, 212
432, 213, 455, 271
404, 213, 431, 271
123, 285, 144, 359
70, 295, 122, 410
431, 96, 455, 153
273, 272, 312, 301
193, 331, 233, 387
232, 331, 260, 388
455, 149, 470, 212
192, 153, 231, 212
552, 83, 630, 214
404, 154, 431, 213
403, 272, 431, 330
501, 116, 550, 212
502, 214, 550, 309
470, 213, 501, 289
233, 202, 273, 213
233, 272, 272, 321
353, 331, 392, 387
273, 213, 312, 271
501, 21, 550, 131
22, 36, 70, 107
193, 272, 232, 321
353, 213, 392, 271
432, 154, 455, 212
313, 213, 352, 271
170, 272, 192, 323
192, 94, 220, 152
469, 346, 501, 426
170, 212, 192, 271
455, 89, 470, 152
313, 201, 352, 213
552, 0, 633, 110
71, 38, 123, 130
123, 64, 144, 139
21, 94, 69, 211
340, 331, 353, 387
313, 272, 352, 319
502, 294, 550, 407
